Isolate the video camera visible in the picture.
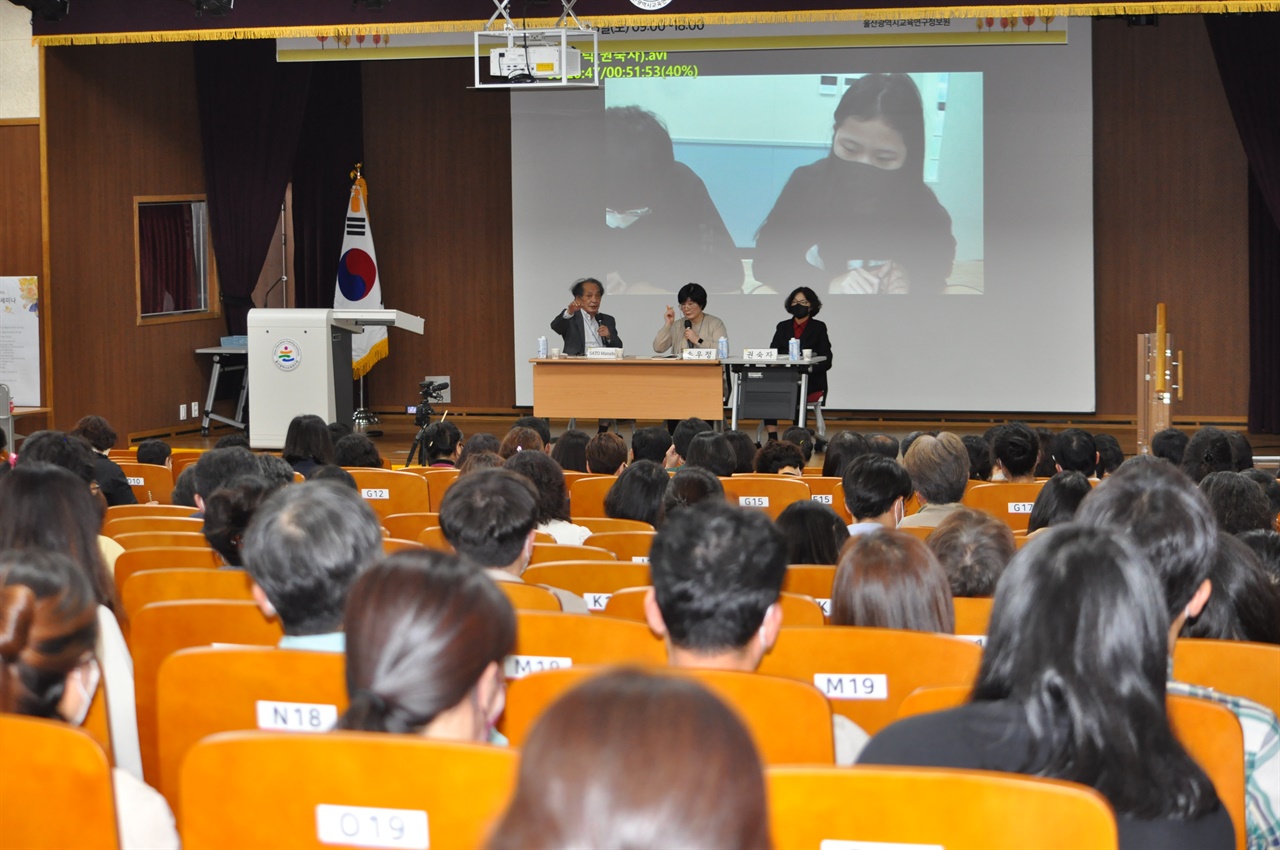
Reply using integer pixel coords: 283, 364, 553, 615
410, 380, 449, 428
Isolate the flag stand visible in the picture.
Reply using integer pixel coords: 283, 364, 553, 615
353, 375, 380, 434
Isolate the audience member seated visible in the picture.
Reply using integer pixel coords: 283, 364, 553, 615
899, 433, 969, 529
171, 465, 198, 508
135, 439, 172, 469
604, 460, 668, 528
1180, 427, 1235, 484
459, 451, 504, 476
866, 432, 900, 461
337, 550, 513, 743
486, 669, 769, 850
326, 421, 352, 447
1238, 529, 1280, 587
512, 416, 553, 452
68, 415, 137, 507
439, 470, 589, 613
256, 453, 296, 489
282, 414, 335, 479
1026, 470, 1093, 535
643, 501, 868, 763
776, 500, 849, 565
313, 464, 358, 489
1226, 430, 1254, 471
1200, 471, 1273, 535
989, 423, 1039, 483
1180, 535, 1280, 645
1078, 458, 1279, 848
842, 454, 913, 537
782, 427, 816, 466
685, 432, 737, 478
723, 430, 758, 475
458, 432, 500, 466
499, 427, 544, 459
0, 550, 179, 850
1151, 427, 1190, 465
585, 431, 628, 475
753, 440, 805, 476
663, 467, 725, 519
900, 430, 936, 460
666, 418, 712, 470
202, 474, 278, 568
1241, 469, 1280, 529
193, 447, 260, 517
505, 451, 591, 545
926, 508, 1014, 598
419, 420, 464, 468
858, 525, 1235, 850
961, 434, 992, 481
631, 426, 673, 466
821, 430, 872, 478
1032, 427, 1058, 478
242, 482, 384, 651
1052, 428, 1098, 477
830, 530, 954, 634
550, 429, 590, 473
1094, 433, 1124, 478
333, 433, 384, 469
214, 433, 251, 450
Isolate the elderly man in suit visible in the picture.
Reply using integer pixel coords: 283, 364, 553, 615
550, 277, 626, 433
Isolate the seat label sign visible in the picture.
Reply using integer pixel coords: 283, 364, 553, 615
256, 700, 339, 732
503, 655, 573, 679
362, 488, 390, 500
818, 840, 943, 850
813, 673, 888, 700
315, 804, 428, 849
585, 593, 612, 611
739, 495, 770, 508
1007, 502, 1034, 513
126, 477, 145, 486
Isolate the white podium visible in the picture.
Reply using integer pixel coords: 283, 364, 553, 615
246, 308, 424, 449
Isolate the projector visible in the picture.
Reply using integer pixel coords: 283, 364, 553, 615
490, 44, 581, 80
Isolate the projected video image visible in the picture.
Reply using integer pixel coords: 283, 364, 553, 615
602, 72, 984, 296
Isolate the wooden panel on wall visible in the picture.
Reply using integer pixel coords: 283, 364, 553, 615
0, 122, 42, 276
361, 58, 515, 410
1092, 15, 1248, 418
44, 44, 223, 435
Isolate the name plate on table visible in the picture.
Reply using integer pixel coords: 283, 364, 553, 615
743, 348, 779, 361
681, 348, 719, 360
586, 347, 624, 360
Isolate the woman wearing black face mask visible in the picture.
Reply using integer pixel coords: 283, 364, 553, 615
753, 73, 956, 295
762, 286, 832, 440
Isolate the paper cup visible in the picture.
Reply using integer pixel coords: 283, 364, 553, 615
802, 348, 814, 360
549, 348, 561, 359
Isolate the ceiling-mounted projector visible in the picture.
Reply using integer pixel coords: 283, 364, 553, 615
490, 43, 581, 80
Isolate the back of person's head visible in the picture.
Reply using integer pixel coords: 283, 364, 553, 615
1180, 427, 1234, 484
423, 421, 464, 464
1237, 529, 1280, 587
903, 432, 968, 505
499, 427, 544, 459
256, 453, 297, 489
333, 434, 383, 469
487, 669, 770, 850
1026, 470, 1093, 533
1225, 430, 1253, 471
821, 430, 872, 478
866, 432, 900, 460
0, 549, 100, 720
830, 530, 954, 632
459, 451, 504, 476
1076, 458, 1218, 622
310, 466, 359, 490
194, 446, 260, 501
1093, 434, 1124, 478
722, 431, 758, 475
135, 439, 172, 466
282, 414, 334, 466
671, 418, 712, 461
512, 416, 552, 447
1199, 470, 1271, 535
663, 467, 725, 518
961, 435, 992, 481
505, 450, 570, 525
631, 426, 673, 465
242, 482, 383, 635
781, 427, 815, 464
171, 464, 198, 507
1241, 468, 1280, 527
213, 433, 251, 450
439, 470, 538, 568
202, 473, 277, 567
974, 524, 1218, 819
899, 430, 935, 460
458, 433, 500, 466
926, 508, 1015, 598
15, 431, 95, 484
339, 551, 516, 737
775, 500, 849, 565
69, 415, 117, 452
648, 502, 786, 653
585, 431, 627, 475
990, 423, 1039, 480
753, 441, 804, 475
1180, 534, 1280, 645
1033, 428, 1058, 478
604, 460, 668, 528
685, 432, 737, 478
551, 429, 591, 473
1150, 428, 1189, 465
0, 463, 113, 611
1051, 428, 1096, 475
842, 453, 913, 521
327, 421, 353, 445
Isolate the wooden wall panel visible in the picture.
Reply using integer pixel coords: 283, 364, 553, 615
44, 43, 223, 435
0, 122, 42, 276
1092, 16, 1248, 418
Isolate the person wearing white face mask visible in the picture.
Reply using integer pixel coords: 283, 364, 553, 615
0, 550, 179, 850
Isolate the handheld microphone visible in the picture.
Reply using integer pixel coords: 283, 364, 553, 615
684, 319, 692, 330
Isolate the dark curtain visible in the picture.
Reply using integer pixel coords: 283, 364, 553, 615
1204, 13, 1280, 433
194, 40, 312, 335
137, 204, 196, 314
293, 61, 365, 310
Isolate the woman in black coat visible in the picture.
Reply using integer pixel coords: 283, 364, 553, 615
763, 286, 832, 440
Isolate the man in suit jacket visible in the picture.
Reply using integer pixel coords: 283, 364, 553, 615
550, 277, 624, 356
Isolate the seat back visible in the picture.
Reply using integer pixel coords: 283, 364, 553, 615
114, 547, 223, 599
529, 543, 615, 564
508, 611, 664, 677
0, 716, 120, 850
804, 476, 849, 519
721, 475, 811, 519
503, 666, 835, 765
582, 530, 657, 562
781, 565, 836, 610
131, 600, 283, 784
766, 765, 1117, 850
122, 568, 255, 622
417, 525, 454, 551
962, 482, 1047, 531
496, 581, 562, 612
572, 516, 654, 534
757, 626, 983, 733
522, 562, 652, 611
156, 647, 347, 814
103, 516, 204, 539
898, 525, 934, 542
397, 467, 459, 512
169, 451, 205, 478
381, 511, 439, 540
604, 586, 829, 628
953, 596, 995, 638
382, 537, 425, 554
1173, 638, 1280, 717
347, 468, 431, 519
116, 461, 174, 504
112, 531, 211, 551
568, 475, 618, 519
180, 732, 516, 850
104, 504, 197, 521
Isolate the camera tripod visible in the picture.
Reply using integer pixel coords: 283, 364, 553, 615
405, 380, 448, 466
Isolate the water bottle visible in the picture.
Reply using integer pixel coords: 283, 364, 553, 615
788, 338, 800, 361
717, 336, 728, 359
537, 336, 548, 358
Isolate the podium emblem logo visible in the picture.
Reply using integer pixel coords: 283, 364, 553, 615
272, 338, 301, 372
